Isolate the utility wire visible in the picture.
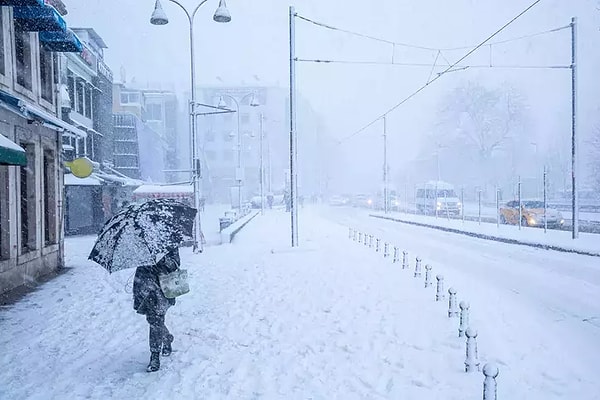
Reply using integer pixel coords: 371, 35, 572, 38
427, 51, 441, 83
296, 58, 570, 70
295, 12, 568, 55
295, 14, 437, 51
338, 0, 545, 144
439, 24, 570, 51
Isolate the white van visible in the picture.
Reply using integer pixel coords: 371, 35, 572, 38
416, 181, 462, 215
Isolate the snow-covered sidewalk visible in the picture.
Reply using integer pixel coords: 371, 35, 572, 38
1, 209, 598, 399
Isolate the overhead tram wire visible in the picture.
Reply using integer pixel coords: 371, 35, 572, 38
337, 0, 546, 144
296, 58, 570, 70
295, 12, 569, 57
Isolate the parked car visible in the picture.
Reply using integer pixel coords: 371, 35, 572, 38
499, 200, 565, 228
415, 181, 461, 215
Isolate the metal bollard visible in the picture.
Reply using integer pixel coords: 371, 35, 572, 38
482, 363, 499, 400
354, 230, 358, 241
376, 238, 381, 252
393, 247, 399, 263
402, 251, 408, 269
369, 235, 374, 248
414, 257, 422, 278
424, 264, 433, 288
358, 232, 363, 243
465, 328, 480, 372
458, 301, 470, 337
384, 243, 389, 258
436, 275, 445, 301
448, 287, 459, 317
364, 233, 369, 246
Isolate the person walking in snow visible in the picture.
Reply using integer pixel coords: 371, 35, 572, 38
133, 247, 180, 372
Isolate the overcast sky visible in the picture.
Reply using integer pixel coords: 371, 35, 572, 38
64, 0, 600, 191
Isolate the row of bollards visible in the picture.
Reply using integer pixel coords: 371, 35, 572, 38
348, 227, 499, 400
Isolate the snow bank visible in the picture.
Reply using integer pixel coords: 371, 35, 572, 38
371, 211, 600, 257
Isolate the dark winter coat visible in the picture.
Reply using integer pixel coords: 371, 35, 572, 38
133, 248, 180, 316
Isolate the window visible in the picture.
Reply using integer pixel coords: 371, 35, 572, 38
115, 141, 137, 155
76, 80, 85, 114
0, 165, 9, 260
15, 30, 33, 90
39, 45, 53, 103
43, 150, 57, 246
84, 85, 92, 118
120, 92, 140, 104
223, 151, 233, 161
241, 113, 250, 124
20, 143, 37, 252
86, 135, 93, 159
67, 70, 75, 110
145, 103, 162, 120
0, 9, 5, 77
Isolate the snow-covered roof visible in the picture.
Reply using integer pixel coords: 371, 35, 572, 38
418, 181, 455, 190
64, 173, 102, 186
133, 184, 193, 194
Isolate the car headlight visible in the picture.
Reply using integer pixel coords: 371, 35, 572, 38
457, 202, 462, 207
528, 217, 537, 226
367, 199, 372, 205
560, 219, 565, 225
437, 202, 442, 206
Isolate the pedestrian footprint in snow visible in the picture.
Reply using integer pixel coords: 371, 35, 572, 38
88, 199, 196, 373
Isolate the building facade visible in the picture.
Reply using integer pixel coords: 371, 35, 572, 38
0, 2, 87, 294
194, 85, 326, 204
58, 27, 138, 235
112, 82, 177, 183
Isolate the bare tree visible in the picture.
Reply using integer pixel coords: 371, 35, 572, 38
438, 81, 527, 160
429, 81, 529, 191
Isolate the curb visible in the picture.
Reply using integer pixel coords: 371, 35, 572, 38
221, 211, 260, 244
370, 214, 600, 258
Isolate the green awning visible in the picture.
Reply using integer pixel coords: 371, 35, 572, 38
0, 134, 27, 166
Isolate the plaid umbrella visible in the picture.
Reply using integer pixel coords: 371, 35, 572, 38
88, 199, 197, 273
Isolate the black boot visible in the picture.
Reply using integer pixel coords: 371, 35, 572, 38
146, 352, 160, 372
162, 334, 174, 356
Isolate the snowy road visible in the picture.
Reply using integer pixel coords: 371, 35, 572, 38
1, 207, 599, 399
320, 206, 600, 394
323, 206, 600, 330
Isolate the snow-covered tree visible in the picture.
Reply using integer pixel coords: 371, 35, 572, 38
428, 81, 530, 195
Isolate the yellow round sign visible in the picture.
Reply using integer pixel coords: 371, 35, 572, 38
66, 157, 94, 178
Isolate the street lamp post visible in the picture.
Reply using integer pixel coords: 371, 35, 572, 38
382, 115, 388, 214
150, 0, 231, 253
259, 112, 265, 215
217, 93, 259, 211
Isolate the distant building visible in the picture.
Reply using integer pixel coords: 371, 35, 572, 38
112, 112, 164, 182
191, 85, 326, 204
112, 82, 179, 183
